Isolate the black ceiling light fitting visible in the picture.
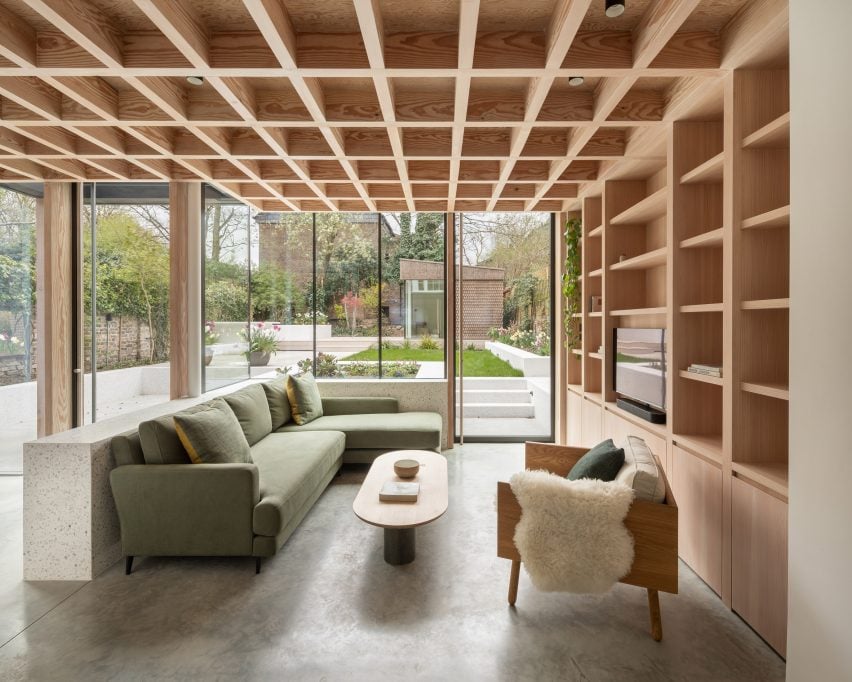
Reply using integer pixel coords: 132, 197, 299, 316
605, 0, 625, 18
568, 76, 585, 86
186, 75, 204, 86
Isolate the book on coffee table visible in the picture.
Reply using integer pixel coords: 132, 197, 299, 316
379, 481, 420, 503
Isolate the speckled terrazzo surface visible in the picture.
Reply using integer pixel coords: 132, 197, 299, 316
0, 445, 785, 681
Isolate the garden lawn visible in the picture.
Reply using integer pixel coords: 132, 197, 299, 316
342, 347, 523, 377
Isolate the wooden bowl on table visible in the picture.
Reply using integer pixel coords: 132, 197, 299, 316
394, 458, 420, 479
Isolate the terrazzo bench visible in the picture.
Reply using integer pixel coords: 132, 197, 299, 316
109, 384, 442, 574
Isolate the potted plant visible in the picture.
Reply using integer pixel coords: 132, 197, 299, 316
241, 323, 279, 366
203, 322, 219, 366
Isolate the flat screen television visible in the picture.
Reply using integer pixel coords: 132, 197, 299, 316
613, 328, 667, 412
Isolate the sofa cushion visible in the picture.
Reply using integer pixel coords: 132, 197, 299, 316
138, 402, 213, 465
276, 411, 442, 451
320, 396, 398, 416
615, 435, 666, 503
174, 398, 252, 465
262, 376, 291, 429
224, 383, 273, 446
250, 431, 345, 537
286, 372, 324, 425
567, 439, 625, 482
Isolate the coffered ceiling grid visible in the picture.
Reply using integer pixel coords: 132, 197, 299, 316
0, 0, 787, 212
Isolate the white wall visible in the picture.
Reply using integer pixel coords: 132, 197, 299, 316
788, 2, 852, 679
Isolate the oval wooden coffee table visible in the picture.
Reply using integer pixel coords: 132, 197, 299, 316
353, 450, 448, 565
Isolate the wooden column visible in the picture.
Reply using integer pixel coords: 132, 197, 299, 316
169, 182, 202, 399
35, 183, 74, 437
445, 212, 455, 449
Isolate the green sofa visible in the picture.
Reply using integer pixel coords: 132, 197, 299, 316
109, 382, 442, 573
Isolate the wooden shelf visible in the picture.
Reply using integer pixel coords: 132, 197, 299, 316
741, 298, 789, 310
680, 369, 724, 386
571, 312, 582, 318
680, 152, 724, 185
610, 187, 667, 225
588, 267, 603, 278
673, 433, 724, 466
742, 112, 790, 150
742, 205, 790, 229
571, 348, 583, 356
588, 352, 604, 360
680, 228, 723, 249
680, 303, 723, 313
584, 391, 603, 405
588, 224, 603, 238
741, 381, 789, 401
567, 383, 583, 396
603, 401, 669, 439
611, 306, 667, 317
609, 247, 667, 272
732, 461, 789, 498
588, 311, 602, 318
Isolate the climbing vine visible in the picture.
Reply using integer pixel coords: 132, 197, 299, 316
561, 217, 582, 350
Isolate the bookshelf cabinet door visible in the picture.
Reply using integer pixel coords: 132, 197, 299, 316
672, 446, 723, 595
580, 398, 602, 447
732, 476, 788, 656
567, 391, 582, 445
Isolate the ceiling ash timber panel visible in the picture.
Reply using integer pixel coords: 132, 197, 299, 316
0, 0, 786, 210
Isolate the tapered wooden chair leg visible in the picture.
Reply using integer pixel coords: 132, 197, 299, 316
647, 589, 662, 641
508, 560, 521, 606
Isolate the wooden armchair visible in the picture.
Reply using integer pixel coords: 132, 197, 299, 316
497, 442, 678, 641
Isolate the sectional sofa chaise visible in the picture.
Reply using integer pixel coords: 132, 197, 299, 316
109, 378, 442, 573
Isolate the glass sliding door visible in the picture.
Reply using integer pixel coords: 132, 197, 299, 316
455, 212, 554, 441
0, 185, 38, 474
82, 183, 171, 424
202, 187, 252, 390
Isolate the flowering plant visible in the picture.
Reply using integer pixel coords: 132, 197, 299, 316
0, 331, 24, 354
204, 321, 219, 346
293, 310, 329, 325
488, 326, 550, 356
239, 323, 279, 355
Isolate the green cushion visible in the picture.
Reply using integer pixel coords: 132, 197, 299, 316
138, 402, 213, 465
567, 439, 625, 482
224, 384, 273, 446
276, 411, 442, 450
112, 430, 145, 466
262, 376, 292, 429
250, 431, 345, 537
173, 398, 252, 465
286, 372, 323, 425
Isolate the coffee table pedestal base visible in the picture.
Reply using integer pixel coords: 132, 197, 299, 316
384, 527, 415, 565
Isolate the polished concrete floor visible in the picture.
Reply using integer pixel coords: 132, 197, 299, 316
0, 445, 785, 681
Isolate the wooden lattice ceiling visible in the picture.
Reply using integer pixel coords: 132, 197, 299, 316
0, 0, 787, 212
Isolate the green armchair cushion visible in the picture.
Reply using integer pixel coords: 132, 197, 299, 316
286, 372, 323, 425
224, 383, 273, 446
567, 439, 625, 482
262, 376, 292, 429
173, 398, 252, 465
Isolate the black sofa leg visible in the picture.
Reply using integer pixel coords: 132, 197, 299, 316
255, 557, 261, 575
125, 556, 134, 575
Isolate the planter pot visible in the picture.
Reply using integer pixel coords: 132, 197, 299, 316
204, 354, 213, 366
249, 351, 271, 367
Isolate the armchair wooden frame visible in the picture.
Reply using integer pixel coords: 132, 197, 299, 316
497, 442, 679, 641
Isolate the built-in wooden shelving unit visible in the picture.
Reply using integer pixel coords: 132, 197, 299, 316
566, 68, 790, 657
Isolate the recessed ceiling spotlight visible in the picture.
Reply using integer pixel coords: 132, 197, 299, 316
568, 76, 585, 87
605, 0, 626, 18
186, 75, 204, 86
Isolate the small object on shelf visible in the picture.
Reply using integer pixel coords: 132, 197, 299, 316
590, 295, 603, 313
687, 363, 722, 378
618, 254, 626, 262
597, 346, 604, 354
379, 481, 420, 503
393, 458, 420, 479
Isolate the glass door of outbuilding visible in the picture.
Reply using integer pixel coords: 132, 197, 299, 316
454, 213, 555, 442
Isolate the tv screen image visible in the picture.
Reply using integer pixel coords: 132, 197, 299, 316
614, 328, 667, 411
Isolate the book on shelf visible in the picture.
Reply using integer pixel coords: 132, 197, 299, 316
379, 481, 420, 503
687, 363, 723, 378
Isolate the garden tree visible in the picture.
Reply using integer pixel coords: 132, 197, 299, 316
384, 212, 444, 282
85, 212, 170, 363
249, 264, 297, 322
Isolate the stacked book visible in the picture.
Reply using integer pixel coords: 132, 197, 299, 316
379, 481, 419, 503
687, 363, 722, 378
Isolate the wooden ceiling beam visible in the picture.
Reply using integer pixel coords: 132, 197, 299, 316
27, 0, 123, 69
0, 4, 37, 67
721, 0, 788, 69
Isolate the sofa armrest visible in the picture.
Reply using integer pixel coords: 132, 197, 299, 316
109, 464, 260, 557
524, 442, 588, 476
321, 396, 398, 415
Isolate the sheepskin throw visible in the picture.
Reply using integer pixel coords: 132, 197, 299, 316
510, 470, 635, 594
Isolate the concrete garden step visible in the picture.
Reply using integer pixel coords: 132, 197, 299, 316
462, 389, 531, 404
456, 377, 530, 390
455, 402, 535, 418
